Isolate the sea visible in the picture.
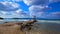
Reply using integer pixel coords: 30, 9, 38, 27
0, 18, 60, 34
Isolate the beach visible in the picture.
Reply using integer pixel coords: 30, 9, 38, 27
0, 20, 60, 34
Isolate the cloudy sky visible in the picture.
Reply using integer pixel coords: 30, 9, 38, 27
0, 0, 60, 19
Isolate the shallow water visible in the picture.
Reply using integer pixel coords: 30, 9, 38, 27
31, 20, 60, 34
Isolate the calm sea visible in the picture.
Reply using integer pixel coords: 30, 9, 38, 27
0, 18, 60, 24
0, 18, 31, 24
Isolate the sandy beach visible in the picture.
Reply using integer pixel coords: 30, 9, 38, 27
0, 22, 41, 34
0, 23, 25, 34
0, 21, 60, 34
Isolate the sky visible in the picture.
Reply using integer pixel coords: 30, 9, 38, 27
0, 0, 60, 19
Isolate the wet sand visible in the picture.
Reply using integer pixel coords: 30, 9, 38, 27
0, 22, 60, 34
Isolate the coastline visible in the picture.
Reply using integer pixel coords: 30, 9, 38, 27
0, 20, 60, 34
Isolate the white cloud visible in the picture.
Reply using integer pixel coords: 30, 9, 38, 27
29, 5, 49, 11
29, 5, 49, 18
11, 9, 23, 16
46, 12, 60, 19
10, 9, 30, 18
23, 0, 49, 6
23, 0, 60, 6
1, 2, 19, 8
23, 0, 51, 18
16, 9, 22, 13
1, 11, 7, 15
49, 0, 60, 2
0, 9, 30, 18
12, 0, 22, 2
23, 0, 60, 18
0, 2, 19, 11
0, 0, 22, 2
9, 2, 19, 8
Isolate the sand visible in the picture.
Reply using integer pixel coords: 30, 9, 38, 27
0, 24, 25, 34
0, 23, 41, 34
0, 22, 60, 34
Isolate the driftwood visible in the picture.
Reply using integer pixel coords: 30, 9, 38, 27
2, 16, 37, 31
20, 16, 37, 31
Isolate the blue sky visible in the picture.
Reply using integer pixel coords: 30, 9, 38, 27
0, 0, 60, 19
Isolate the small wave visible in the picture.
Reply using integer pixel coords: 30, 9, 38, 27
38, 20, 60, 23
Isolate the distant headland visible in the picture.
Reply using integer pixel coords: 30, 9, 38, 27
12, 18, 19, 19
0, 17, 4, 19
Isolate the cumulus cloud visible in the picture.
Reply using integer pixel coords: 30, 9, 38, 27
47, 12, 60, 19
23, 0, 60, 6
23, 0, 51, 18
16, 9, 22, 13
49, 0, 60, 2
29, 5, 50, 18
29, 5, 49, 11
1, 11, 7, 15
0, 0, 22, 2
11, 9, 22, 16
10, 9, 30, 18
0, 11, 12, 18
0, 11, 29, 18
0, 11, 12, 15
13, 0, 22, 2
0, 2, 19, 11
23, 0, 60, 18
23, 0, 49, 6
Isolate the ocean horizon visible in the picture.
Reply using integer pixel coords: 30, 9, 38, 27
0, 18, 60, 24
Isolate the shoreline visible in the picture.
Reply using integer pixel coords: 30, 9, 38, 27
0, 20, 60, 34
